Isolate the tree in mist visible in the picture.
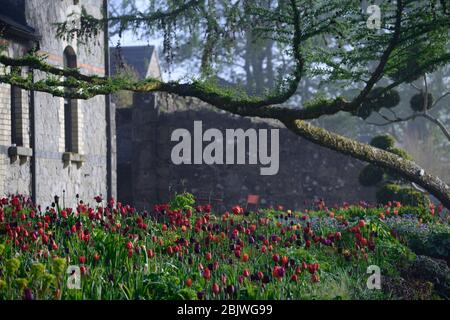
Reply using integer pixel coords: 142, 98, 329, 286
1, 0, 450, 208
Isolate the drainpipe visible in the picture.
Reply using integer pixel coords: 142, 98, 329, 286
103, 0, 114, 201
29, 67, 36, 203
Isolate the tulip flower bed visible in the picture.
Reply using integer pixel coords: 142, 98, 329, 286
0, 193, 448, 300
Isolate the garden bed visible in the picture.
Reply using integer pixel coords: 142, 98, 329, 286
0, 194, 448, 300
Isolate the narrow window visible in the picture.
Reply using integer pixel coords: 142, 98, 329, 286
63, 46, 77, 152
10, 85, 22, 146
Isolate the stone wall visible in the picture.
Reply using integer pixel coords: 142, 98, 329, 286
0, 0, 114, 208
0, 40, 32, 197
117, 94, 376, 211
27, 0, 110, 207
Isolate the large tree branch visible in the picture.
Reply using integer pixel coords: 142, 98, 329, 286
2, 64, 450, 210
283, 119, 450, 209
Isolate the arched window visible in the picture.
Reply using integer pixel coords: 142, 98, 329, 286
63, 46, 77, 152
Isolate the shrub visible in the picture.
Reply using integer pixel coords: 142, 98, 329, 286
386, 217, 450, 264
403, 255, 449, 298
169, 192, 196, 211
382, 276, 434, 300
376, 184, 431, 208
397, 206, 434, 223
410, 92, 434, 112
358, 164, 384, 186
370, 134, 395, 150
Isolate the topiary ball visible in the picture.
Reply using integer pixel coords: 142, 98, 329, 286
359, 164, 384, 186
357, 88, 400, 119
370, 134, 396, 150
410, 93, 434, 112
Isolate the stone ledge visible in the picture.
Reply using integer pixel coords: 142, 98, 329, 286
62, 152, 85, 163
8, 146, 33, 158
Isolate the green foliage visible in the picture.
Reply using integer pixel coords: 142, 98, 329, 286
169, 192, 196, 211
376, 184, 431, 208
387, 147, 412, 160
397, 206, 434, 223
388, 217, 450, 264
409, 234, 450, 266
1, 193, 448, 300
361, 135, 412, 193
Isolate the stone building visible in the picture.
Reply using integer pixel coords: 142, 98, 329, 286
111, 45, 161, 207
0, 0, 116, 206
113, 47, 376, 211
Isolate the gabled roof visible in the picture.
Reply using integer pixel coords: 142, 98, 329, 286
0, 0, 40, 41
110, 45, 156, 80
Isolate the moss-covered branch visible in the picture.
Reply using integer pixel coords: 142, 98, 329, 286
283, 119, 450, 209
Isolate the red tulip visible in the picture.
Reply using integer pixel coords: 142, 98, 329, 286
243, 269, 250, 277
212, 283, 220, 295
257, 271, 264, 280
291, 274, 298, 282
186, 278, 193, 287
232, 205, 243, 215
281, 256, 288, 265
305, 240, 311, 249
80, 266, 87, 275
79, 256, 86, 264
272, 266, 285, 279
302, 261, 307, 270
203, 268, 211, 280
311, 273, 320, 283
242, 253, 249, 262
205, 252, 212, 261
126, 241, 133, 250
358, 219, 366, 228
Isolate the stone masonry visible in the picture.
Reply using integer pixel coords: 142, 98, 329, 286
117, 93, 376, 211
0, 0, 116, 207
